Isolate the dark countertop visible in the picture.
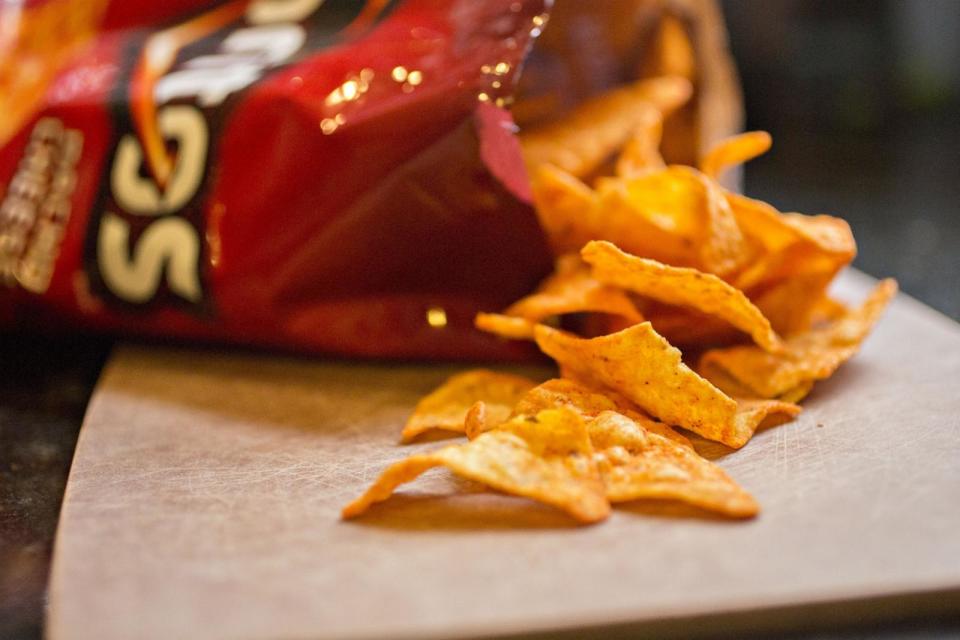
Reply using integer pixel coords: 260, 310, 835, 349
0, 334, 110, 640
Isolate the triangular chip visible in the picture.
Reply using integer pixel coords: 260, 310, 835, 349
590, 178, 703, 267
612, 166, 748, 276
729, 399, 802, 448
615, 109, 665, 178
534, 323, 741, 447
529, 163, 598, 257
642, 303, 742, 349
474, 312, 538, 341
583, 240, 782, 352
519, 76, 692, 178
475, 257, 643, 341
400, 369, 536, 442
588, 411, 759, 517
752, 271, 838, 337
699, 279, 897, 398
699, 131, 772, 182
496, 378, 693, 448
344, 409, 610, 524
728, 193, 856, 292
504, 255, 644, 326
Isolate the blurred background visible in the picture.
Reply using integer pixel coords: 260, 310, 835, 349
723, 0, 960, 320
1, 1, 958, 638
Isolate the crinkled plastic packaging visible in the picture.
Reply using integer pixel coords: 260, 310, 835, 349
0, 0, 739, 359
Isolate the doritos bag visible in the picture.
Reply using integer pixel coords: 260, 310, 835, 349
0, 0, 740, 359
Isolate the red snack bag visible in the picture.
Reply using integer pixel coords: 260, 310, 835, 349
1, 0, 741, 359
1, 0, 553, 359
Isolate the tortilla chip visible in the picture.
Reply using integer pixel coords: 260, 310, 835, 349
343, 409, 610, 524
463, 401, 493, 440
781, 212, 858, 260
508, 378, 692, 448
588, 411, 758, 517
752, 271, 838, 337
728, 193, 856, 292
640, 14, 697, 82
530, 163, 598, 256
401, 369, 537, 442
699, 131, 772, 182
699, 279, 897, 398
578, 312, 644, 338
583, 241, 782, 352
504, 255, 644, 326
613, 166, 748, 276
519, 76, 692, 178
534, 323, 741, 447
475, 312, 537, 340
642, 304, 742, 349
615, 110, 665, 178
807, 295, 849, 327
729, 399, 802, 448
590, 178, 702, 267
778, 381, 815, 404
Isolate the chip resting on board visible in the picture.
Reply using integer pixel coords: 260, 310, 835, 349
533, 323, 741, 446
727, 399, 802, 449
401, 369, 537, 443
508, 378, 692, 449
344, 409, 610, 524
699, 279, 897, 399
588, 411, 759, 517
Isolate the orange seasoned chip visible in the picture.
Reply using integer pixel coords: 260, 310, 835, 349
700, 279, 897, 399
589, 178, 702, 266
781, 212, 858, 260
615, 109, 665, 178
752, 271, 838, 337
777, 381, 815, 404
588, 411, 758, 517
504, 255, 643, 324
343, 408, 610, 524
729, 399, 802, 449
583, 241, 782, 352
532, 163, 746, 273
808, 296, 849, 327
642, 304, 742, 349
728, 193, 856, 291
640, 14, 697, 83
400, 369, 536, 442
529, 164, 598, 256
534, 323, 741, 447
475, 256, 643, 341
464, 401, 494, 440
699, 131, 772, 182
696, 364, 813, 405
519, 76, 692, 178
509, 378, 692, 448
606, 166, 748, 276
475, 312, 537, 340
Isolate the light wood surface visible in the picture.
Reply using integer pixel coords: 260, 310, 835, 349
47, 270, 960, 640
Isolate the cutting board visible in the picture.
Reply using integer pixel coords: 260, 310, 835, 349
47, 271, 960, 640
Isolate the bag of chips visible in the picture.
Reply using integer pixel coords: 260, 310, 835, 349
0, 0, 740, 358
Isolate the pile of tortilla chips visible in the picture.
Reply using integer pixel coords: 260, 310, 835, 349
342, 77, 897, 525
